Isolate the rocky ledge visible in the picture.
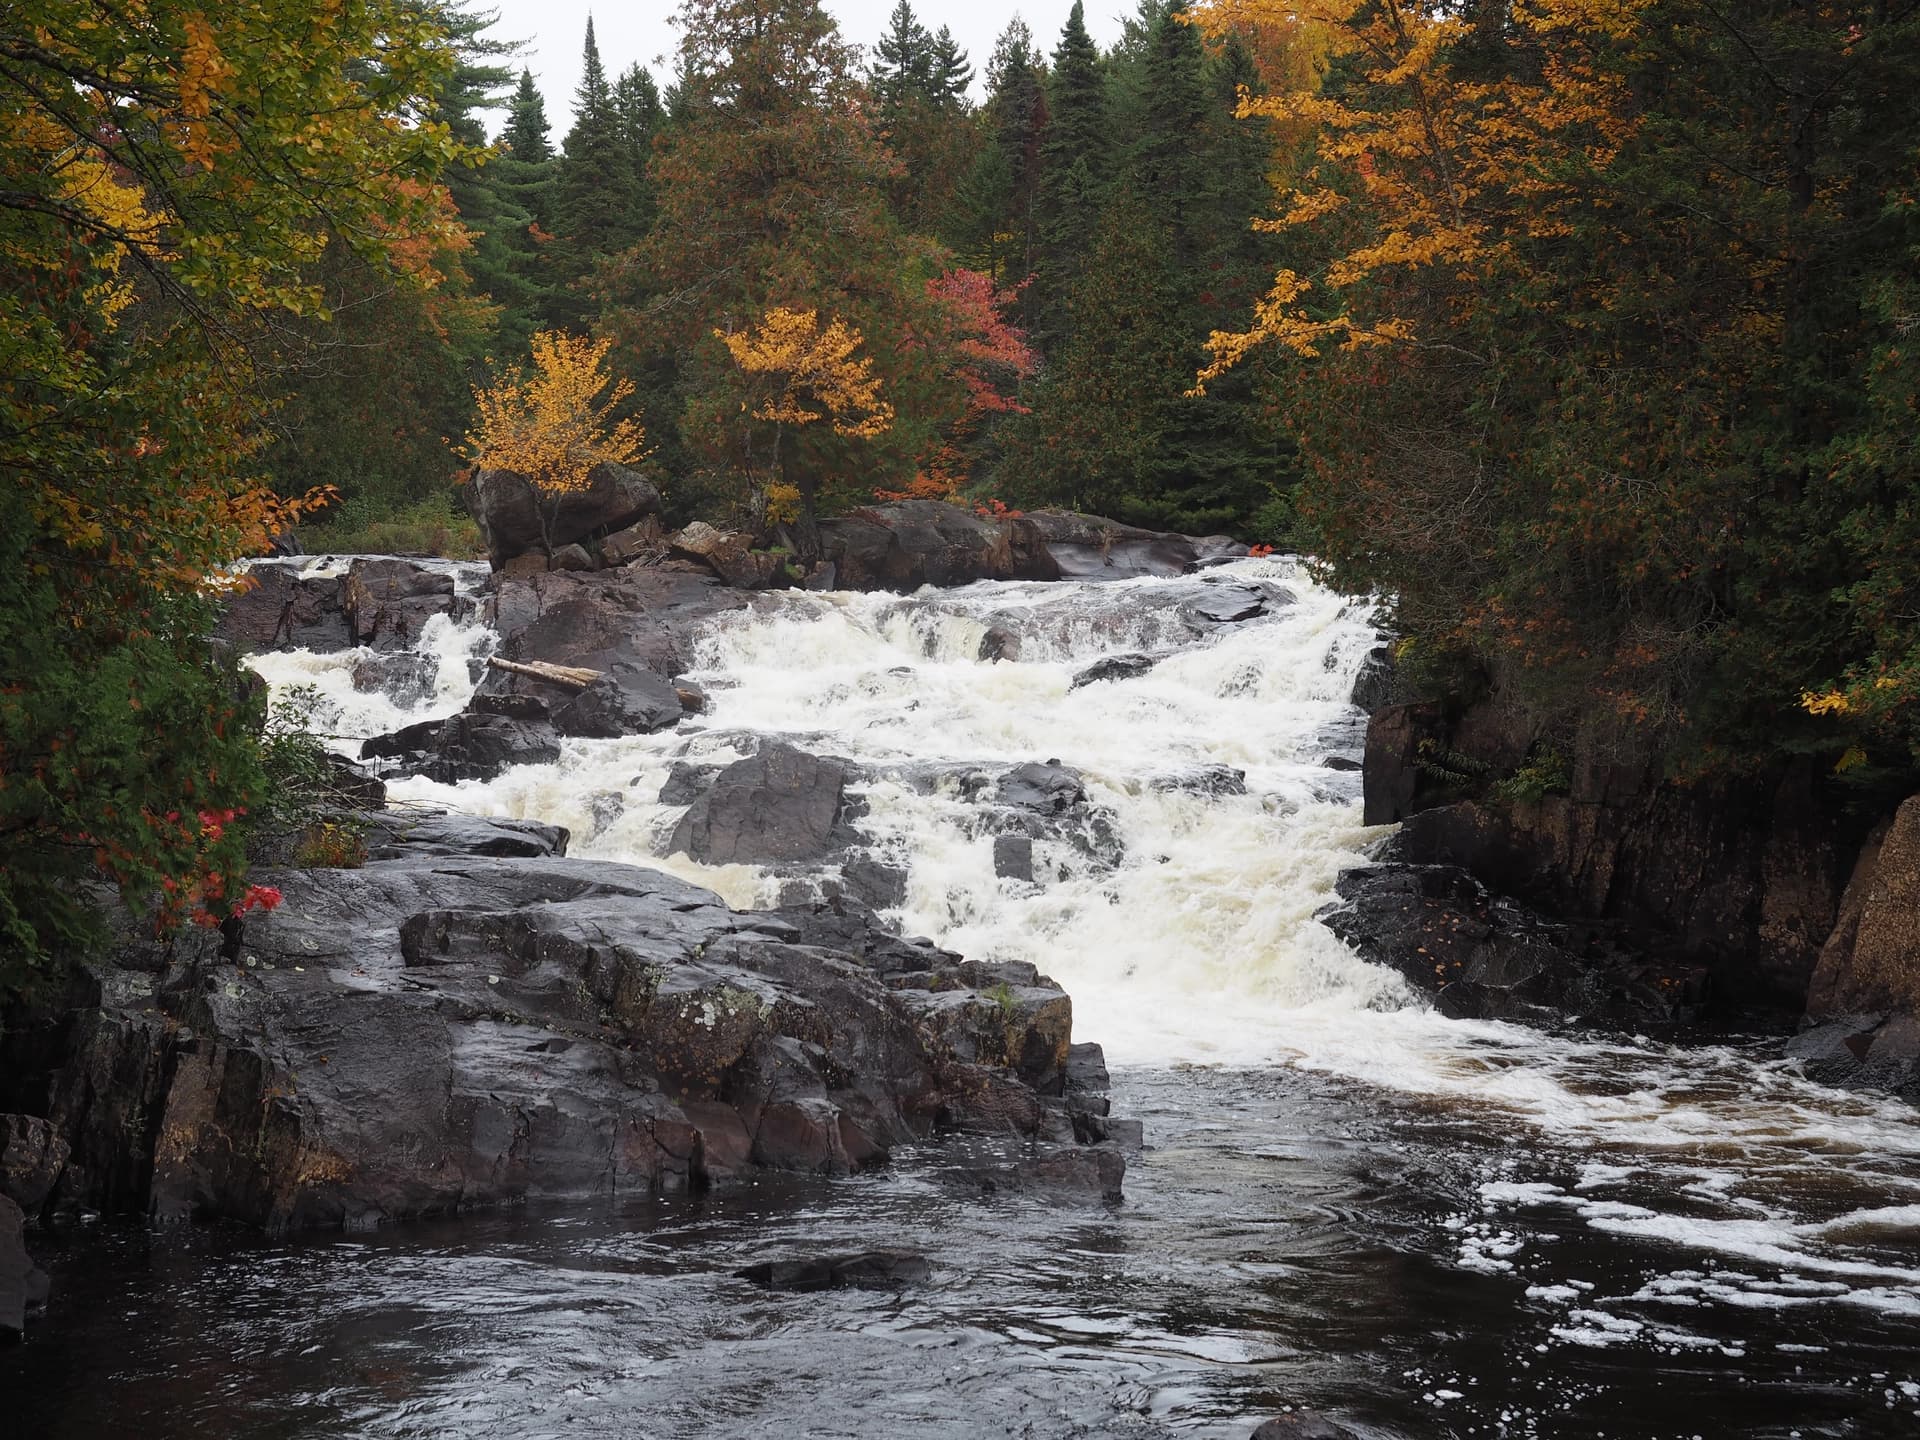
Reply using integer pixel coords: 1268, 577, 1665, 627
1337, 670, 1920, 1097
0, 816, 1127, 1263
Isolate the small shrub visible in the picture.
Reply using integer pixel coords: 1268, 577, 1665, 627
293, 819, 368, 869
1494, 748, 1571, 804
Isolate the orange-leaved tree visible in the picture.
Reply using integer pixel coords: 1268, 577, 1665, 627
2, 0, 476, 983
464, 330, 649, 555
712, 306, 894, 539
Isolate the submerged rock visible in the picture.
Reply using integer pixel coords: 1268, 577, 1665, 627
361, 710, 560, 782
735, 1248, 931, 1291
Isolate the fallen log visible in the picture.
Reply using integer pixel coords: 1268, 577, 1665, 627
486, 656, 602, 690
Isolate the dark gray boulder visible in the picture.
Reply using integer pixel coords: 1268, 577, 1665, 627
361, 710, 560, 783
214, 560, 351, 653
361, 810, 568, 860
736, 1248, 931, 1291
669, 744, 851, 866
0, 1116, 67, 1213
1070, 653, 1157, 689
342, 558, 463, 651
552, 663, 684, 739
464, 460, 663, 569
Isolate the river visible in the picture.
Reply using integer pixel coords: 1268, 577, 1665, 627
11, 557, 1920, 1437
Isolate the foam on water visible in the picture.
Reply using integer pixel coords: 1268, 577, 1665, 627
252, 554, 1920, 1331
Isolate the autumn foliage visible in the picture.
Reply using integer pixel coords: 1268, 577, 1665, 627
0, 1, 475, 978
465, 330, 648, 500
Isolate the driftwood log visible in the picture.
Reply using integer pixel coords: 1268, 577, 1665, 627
486, 656, 602, 689
487, 655, 707, 714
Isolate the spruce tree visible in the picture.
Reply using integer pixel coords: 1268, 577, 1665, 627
504, 68, 553, 162
547, 18, 640, 326
1032, 2, 1111, 352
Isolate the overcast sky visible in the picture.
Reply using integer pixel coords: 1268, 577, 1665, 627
482, 1, 1132, 133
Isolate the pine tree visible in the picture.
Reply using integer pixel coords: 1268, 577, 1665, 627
613, 63, 664, 232
949, 20, 1045, 297
871, 0, 933, 113
927, 26, 973, 108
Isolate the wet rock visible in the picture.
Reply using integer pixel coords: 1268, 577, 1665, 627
0, 845, 1120, 1232
735, 1248, 931, 1291
214, 560, 350, 653
464, 461, 663, 569
837, 856, 908, 910
1788, 1014, 1920, 1101
1182, 579, 1273, 626
669, 744, 851, 866
483, 566, 750, 684
1321, 864, 1710, 1031
1320, 755, 1363, 772
964, 1144, 1127, 1204
1151, 764, 1247, 798
1350, 641, 1401, 714
342, 558, 461, 650
350, 651, 439, 708
996, 762, 1087, 815
361, 810, 569, 860
361, 711, 559, 783
817, 500, 1017, 590
978, 624, 1022, 662
0, 1195, 48, 1337
801, 560, 838, 591
657, 761, 720, 807
993, 834, 1035, 882
988, 761, 1125, 872
1070, 653, 1156, 689
1013, 510, 1199, 581
0, 1116, 68, 1213
552, 663, 685, 739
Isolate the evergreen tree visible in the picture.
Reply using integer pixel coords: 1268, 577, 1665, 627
613, 63, 664, 232
927, 26, 973, 108
504, 67, 553, 162
871, 0, 933, 112
548, 18, 641, 326
950, 20, 1045, 293
1031, 2, 1111, 351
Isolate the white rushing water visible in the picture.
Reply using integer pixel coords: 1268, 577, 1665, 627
249, 556, 1920, 1337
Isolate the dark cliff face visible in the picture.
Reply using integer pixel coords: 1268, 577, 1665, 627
1356, 695, 1886, 1023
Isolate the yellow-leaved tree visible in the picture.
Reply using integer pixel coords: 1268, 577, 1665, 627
464, 330, 649, 555
711, 306, 894, 538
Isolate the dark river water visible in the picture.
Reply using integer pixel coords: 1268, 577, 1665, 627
8, 558, 1919, 1436
10, 1065, 1918, 1439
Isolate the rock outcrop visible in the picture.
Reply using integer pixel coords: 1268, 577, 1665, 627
1792, 798, 1920, 1098
1321, 864, 1709, 1029
463, 461, 664, 569
0, 819, 1122, 1233
215, 557, 471, 657
1358, 699, 1873, 1015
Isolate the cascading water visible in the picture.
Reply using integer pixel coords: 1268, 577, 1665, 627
13, 557, 1920, 1438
